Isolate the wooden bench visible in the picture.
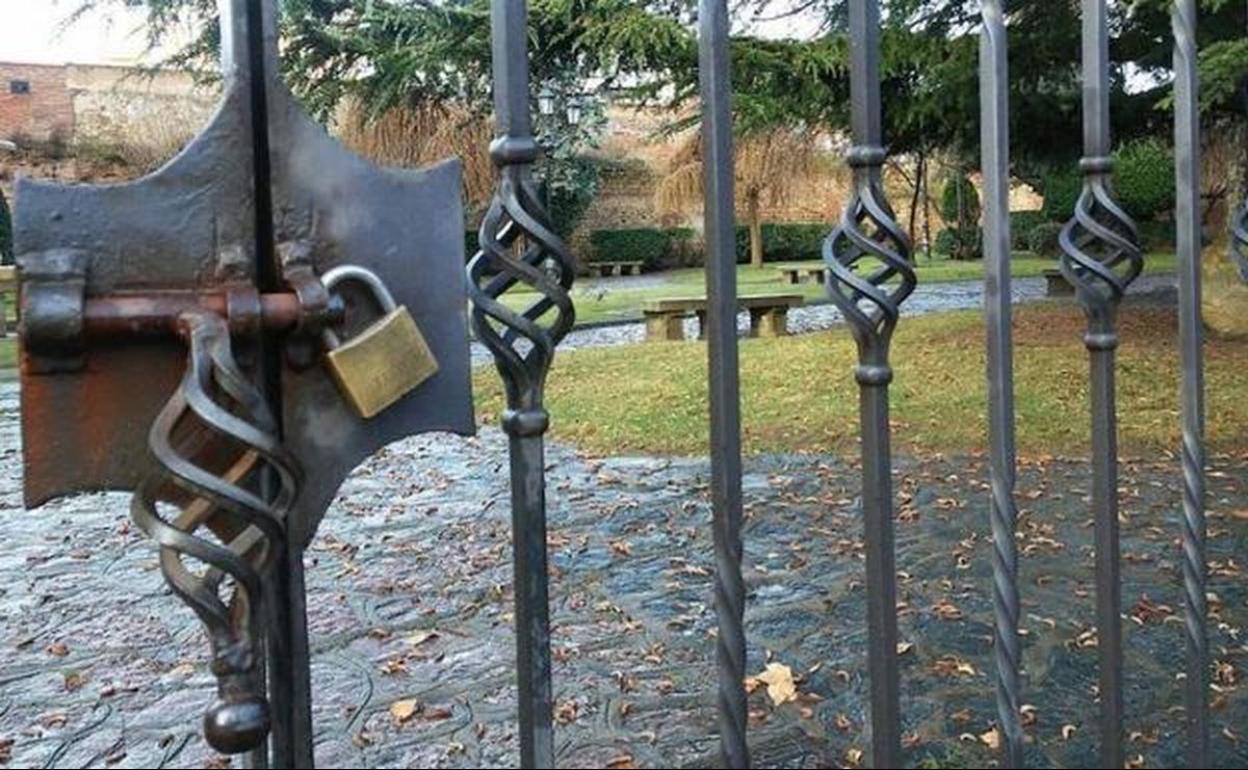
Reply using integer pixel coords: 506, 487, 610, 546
1042, 268, 1073, 297
591, 260, 644, 278
642, 294, 804, 342
777, 265, 828, 285
0, 266, 14, 338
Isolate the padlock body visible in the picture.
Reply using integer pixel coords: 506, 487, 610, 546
324, 306, 439, 419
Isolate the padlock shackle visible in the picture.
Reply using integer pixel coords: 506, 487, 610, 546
320, 265, 398, 313
319, 264, 399, 350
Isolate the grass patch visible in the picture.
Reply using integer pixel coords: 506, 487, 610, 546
0, 338, 14, 371
509, 252, 1178, 326
474, 301, 1247, 459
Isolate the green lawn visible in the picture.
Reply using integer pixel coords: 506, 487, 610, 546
507, 252, 1178, 326
474, 301, 1247, 459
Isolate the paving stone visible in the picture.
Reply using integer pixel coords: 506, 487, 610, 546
1, 380, 1246, 768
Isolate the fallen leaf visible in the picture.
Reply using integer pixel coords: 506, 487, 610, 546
979, 727, 1001, 750
406, 630, 439, 647
845, 747, 864, 767
755, 663, 798, 706
1062, 724, 1078, 740
390, 699, 420, 724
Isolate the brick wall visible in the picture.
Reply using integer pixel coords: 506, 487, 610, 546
0, 63, 74, 142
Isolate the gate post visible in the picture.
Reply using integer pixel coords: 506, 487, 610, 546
467, 1, 577, 766
822, 1, 917, 765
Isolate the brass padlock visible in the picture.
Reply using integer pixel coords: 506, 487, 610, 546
320, 265, 439, 419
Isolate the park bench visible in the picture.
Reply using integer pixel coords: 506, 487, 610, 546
0, 266, 14, 338
642, 293, 804, 342
590, 260, 644, 278
777, 264, 828, 285
1043, 268, 1074, 296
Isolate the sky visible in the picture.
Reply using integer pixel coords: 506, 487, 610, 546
0, 1, 188, 66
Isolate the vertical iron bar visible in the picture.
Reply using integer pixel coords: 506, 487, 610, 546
979, 2, 1023, 766
1060, 3, 1143, 766
822, 2, 916, 764
470, 2, 578, 766
851, 3, 898, 765
698, 1, 749, 767
1172, 1, 1209, 765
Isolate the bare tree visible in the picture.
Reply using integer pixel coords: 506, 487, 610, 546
655, 127, 817, 268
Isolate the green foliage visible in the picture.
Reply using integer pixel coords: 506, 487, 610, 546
934, 226, 982, 261
940, 172, 980, 227
1112, 138, 1175, 221
1137, 219, 1177, 251
1039, 170, 1082, 223
589, 228, 673, 267
733, 224, 828, 263
1028, 222, 1065, 259
0, 189, 11, 266
1009, 210, 1048, 251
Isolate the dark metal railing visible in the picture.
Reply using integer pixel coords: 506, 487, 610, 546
978, 2, 1024, 766
697, 1, 751, 766
461, 1, 1223, 768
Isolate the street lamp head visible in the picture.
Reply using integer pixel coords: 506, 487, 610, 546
538, 86, 556, 117
565, 96, 583, 126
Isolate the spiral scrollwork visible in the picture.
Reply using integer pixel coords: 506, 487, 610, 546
823, 146, 917, 363
467, 138, 576, 414
1059, 157, 1143, 318
130, 310, 301, 755
1232, 197, 1248, 282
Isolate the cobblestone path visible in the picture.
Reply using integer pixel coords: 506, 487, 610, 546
1, 382, 1245, 769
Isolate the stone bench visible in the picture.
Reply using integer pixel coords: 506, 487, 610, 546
0, 266, 14, 338
1043, 268, 1074, 297
777, 265, 828, 285
590, 260, 645, 278
642, 294, 804, 342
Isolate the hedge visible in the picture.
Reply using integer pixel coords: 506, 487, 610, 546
935, 226, 983, 260
1028, 222, 1064, 259
589, 228, 674, 267
733, 223, 828, 263
1009, 211, 1047, 252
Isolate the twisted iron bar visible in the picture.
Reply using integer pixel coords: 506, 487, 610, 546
823, 0, 916, 736
697, 0, 749, 765
468, 159, 575, 408
980, 1, 1023, 765
1173, 1, 1209, 764
131, 310, 300, 756
468, 4, 575, 764
1062, 8, 1142, 764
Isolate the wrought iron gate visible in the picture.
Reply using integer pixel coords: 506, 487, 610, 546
10, 0, 1246, 768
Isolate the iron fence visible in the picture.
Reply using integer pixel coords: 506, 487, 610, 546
476, 0, 1227, 767
11, 0, 1243, 767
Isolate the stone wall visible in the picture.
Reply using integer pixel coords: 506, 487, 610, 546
0, 63, 76, 143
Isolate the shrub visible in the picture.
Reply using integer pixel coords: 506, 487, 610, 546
0, 189, 11, 266
733, 223, 829, 263
589, 228, 673, 268
935, 226, 983, 260
1009, 210, 1047, 251
1028, 222, 1065, 258
1113, 138, 1174, 222
941, 172, 981, 228
1039, 169, 1082, 223
1137, 219, 1176, 251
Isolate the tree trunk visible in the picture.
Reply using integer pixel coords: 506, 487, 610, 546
908, 153, 925, 264
922, 161, 933, 261
747, 191, 764, 269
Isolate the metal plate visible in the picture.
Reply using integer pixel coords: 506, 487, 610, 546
16, 8, 474, 548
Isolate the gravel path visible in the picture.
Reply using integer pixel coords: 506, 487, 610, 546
472, 273, 1179, 364
1, 374, 1246, 768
